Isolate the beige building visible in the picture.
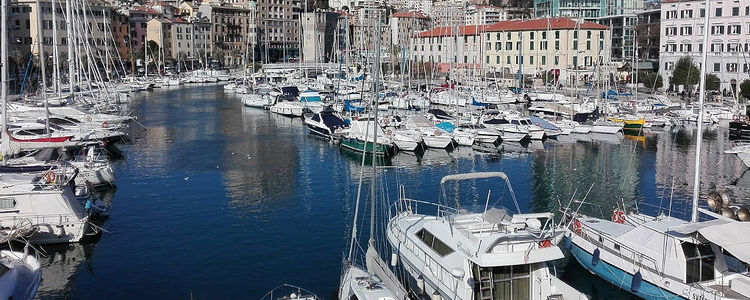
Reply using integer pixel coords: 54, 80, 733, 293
9, 0, 114, 63
146, 18, 173, 60
198, 2, 256, 66
411, 17, 611, 82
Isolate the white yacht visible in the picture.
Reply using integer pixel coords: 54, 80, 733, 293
387, 172, 588, 300
404, 116, 454, 149
242, 93, 274, 108
0, 172, 93, 244
0, 250, 41, 300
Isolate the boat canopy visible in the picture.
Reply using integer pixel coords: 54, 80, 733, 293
697, 222, 750, 263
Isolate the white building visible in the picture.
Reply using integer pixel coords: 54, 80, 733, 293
659, 0, 750, 93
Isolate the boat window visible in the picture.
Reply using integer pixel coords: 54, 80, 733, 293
50, 117, 76, 126
0, 197, 16, 210
682, 243, 715, 283
472, 264, 530, 300
510, 120, 520, 125
415, 229, 455, 257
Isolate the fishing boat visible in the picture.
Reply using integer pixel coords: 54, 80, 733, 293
0, 250, 41, 300
387, 172, 589, 300
340, 119, 395, 156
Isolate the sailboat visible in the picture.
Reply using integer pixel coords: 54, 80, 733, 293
0, 249, 42, 300
338, 11, 407, 300
561, 1, 750, 297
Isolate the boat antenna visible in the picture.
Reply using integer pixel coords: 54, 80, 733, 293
369, 9, 383, 249
691, 0, 711, 223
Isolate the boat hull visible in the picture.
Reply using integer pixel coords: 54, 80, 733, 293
340, 138, 393, 156
568, 237, 682, 300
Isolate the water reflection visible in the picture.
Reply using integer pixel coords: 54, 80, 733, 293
36, 243, 95, 299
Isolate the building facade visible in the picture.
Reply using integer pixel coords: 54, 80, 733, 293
198, 2, 255, 66
254, 0, 298, 62
411, 17, 611, 83
658, 0, 750, 92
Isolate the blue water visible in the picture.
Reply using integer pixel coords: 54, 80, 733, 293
36, 85, 750, 299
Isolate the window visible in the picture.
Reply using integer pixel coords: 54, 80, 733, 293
732, 7, 739, 16
683, 243, 715, 284
540, 41, 548, 50
541, 56, 546, 65
666, 44, 677, 52
495, 42, 501, 50
529, 42, 534, 50
666, 27, 677, 36
573, 41, 578, 50
665, 62, 674, 70
681, 26, 693, 35
586, 40, 591, 50
507, 32, 511, 40
711, 25, 725, 35
587, 31, 592, 39
496, 32, 501, 39
529, 56, 534, 65
715, 7, 722, 17
555, 31, 560, 39
729, 25, 741, 34
714, 63, 721, 72
530, 32, 535, 40
554, 56, 559, 65
542, 31, 547, 39
728, 43, 740, 52
666, 10, 677, 19
727, 63, 738, 72
573, 31, 578, 39
681, 9, 693, 18
700, 8, 706, 17
472, 264, 530, 300
554, 40, 559, 50
680, 43, 692, 52
496, 56, 500, 64
573, 56, 578, 67
506, 42, 512, 50
507, 56, 511, 64
0, 198, 16, 210
711, 43, 724, 52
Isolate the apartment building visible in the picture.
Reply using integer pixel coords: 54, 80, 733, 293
658, 0, 750, 92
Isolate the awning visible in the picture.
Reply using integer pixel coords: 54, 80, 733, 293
698, 222, 750, 263
668, 219, 729, 235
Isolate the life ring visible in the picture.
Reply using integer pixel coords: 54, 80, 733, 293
387, 129, 393, 135
435, 130, 442, 136
744, 115, 749, 122
384, 118, 390, 125
538, 239, 552, 248
611, 210, 626, 224
43, 171, 56, 183
572, 219, 582, 234
733, 115, 739, 122
102, 121, 108, 128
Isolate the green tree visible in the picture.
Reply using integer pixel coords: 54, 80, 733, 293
638, 71, 663, 89
705, 73, 721, 91
670, 56, 700, 89
740, 79, 750, 100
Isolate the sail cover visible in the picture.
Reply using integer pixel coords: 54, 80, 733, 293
698, 222, 750, 263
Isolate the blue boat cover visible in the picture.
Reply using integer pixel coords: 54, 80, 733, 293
344, 100, 364, 112
435, 122, 455, 133
471, 97, 489, 107
528, 116, 560, 131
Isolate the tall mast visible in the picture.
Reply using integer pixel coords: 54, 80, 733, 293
51, 0, 60, 95
691, 0, 711, 223
35, 0, 50, 138
65, 0, 74, 95
368, 9, 382, 249
2, 0, 9, 161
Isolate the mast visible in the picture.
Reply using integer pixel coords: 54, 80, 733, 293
1, 0, 9, 161
368, 9, 382, 249
35, 0, 50, 138
51, 0, 60, 95
691, 0, 711, 223
65, 0, 74, 95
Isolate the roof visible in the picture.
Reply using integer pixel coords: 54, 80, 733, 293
131, 6, 160, 15
698, 222, 750, 263
391, 11, 430, 19
415, 17, 608, 37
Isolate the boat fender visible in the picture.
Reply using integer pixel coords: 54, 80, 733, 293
431, 291, 441, 300
592, 248, 600, 267
44, 171, 56, 183
572, 219, 583, 234
631, 271, 642, 292
563, 235, 572, 249
611, 210, 626, 224
538, 239, 552, 248
390, 252, 398, 267
417, 275, 425, 294
435, 130, 442, 136
733, 115, 739, 122
102, 121, 108, 128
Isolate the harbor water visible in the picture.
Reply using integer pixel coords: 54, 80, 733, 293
39, 84, 750, 299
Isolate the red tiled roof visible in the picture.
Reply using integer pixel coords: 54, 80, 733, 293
131, 6, 160, 15
392, 11, 431, 19
415, 17, 608, 37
